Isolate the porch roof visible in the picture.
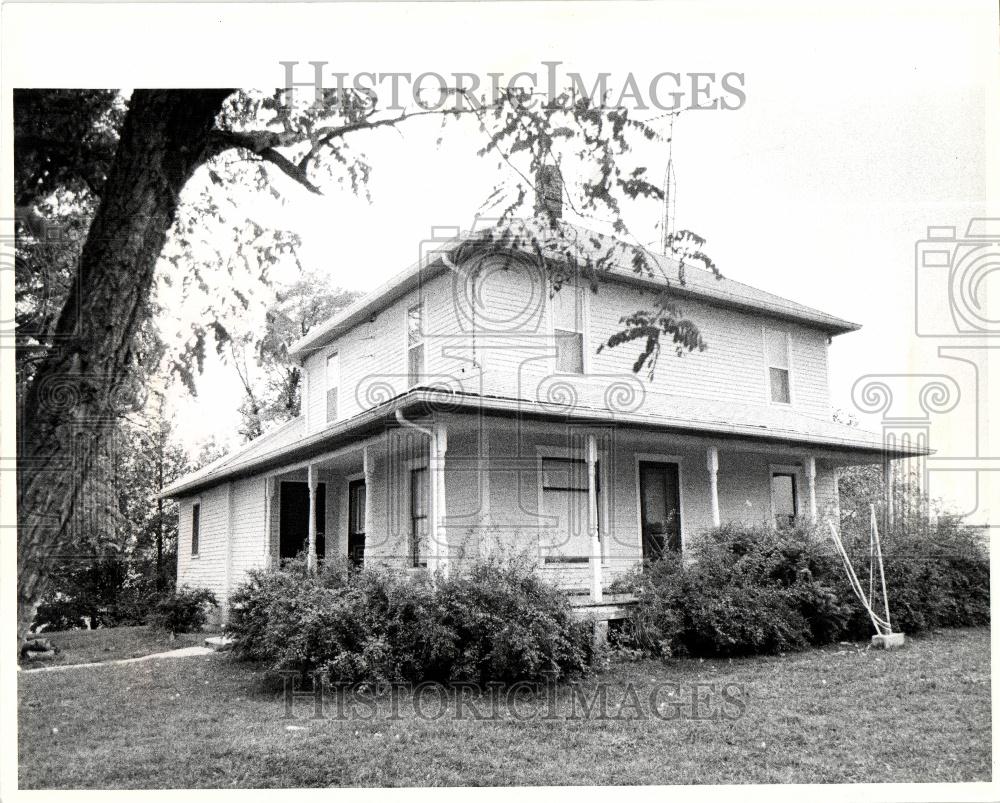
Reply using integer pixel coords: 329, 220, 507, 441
161, 387, 926, 499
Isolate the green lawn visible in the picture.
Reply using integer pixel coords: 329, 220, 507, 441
18, 627, 991, 787
20, 625, 213, 668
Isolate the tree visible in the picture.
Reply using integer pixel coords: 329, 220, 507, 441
230, 273, 360, 440
16, 87, 718, 644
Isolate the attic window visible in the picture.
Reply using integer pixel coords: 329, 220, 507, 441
765, 328, 791, 404
407, 302, 425, 386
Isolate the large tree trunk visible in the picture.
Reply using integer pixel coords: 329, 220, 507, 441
17, 90, 232, 646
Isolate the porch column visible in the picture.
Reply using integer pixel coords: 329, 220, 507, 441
707, 446, 720, 528
306, 464, 318, 573
883, 460, 894, 529
432, 423, 449, 577
805, 456, 818, 523
362, 445, 373, 564
264, 476, 278, 569
586, 433, 602, 603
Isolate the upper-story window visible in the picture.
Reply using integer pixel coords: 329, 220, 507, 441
407, 302, 425, 386
765, 328, 792, 404
552, 284, 584, 374
326, 351, 340, 422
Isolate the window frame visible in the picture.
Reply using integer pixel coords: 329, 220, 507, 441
547, 282, 589, 375
409, 464, 429, 568
325, 350, 340, 423
406, 301, 426, 387
191, 501, 201, 557
535, 445, 608, 564
763, 325, 794, 406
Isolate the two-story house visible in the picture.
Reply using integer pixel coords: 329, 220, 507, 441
163, 180, 923, 619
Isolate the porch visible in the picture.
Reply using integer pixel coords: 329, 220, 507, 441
259, 410, 884, 603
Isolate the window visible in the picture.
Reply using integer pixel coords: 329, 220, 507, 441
765, 328, 791, 404
552, 285, 584, 374
771, 472, 798, 527
410, 467, 428, 567
191, 503, 200, 556
407, 302, 425, 386
540, 456, 600, 561
326, 351, 340, 422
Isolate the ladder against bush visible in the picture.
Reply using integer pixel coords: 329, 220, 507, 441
828, 505, 904, 649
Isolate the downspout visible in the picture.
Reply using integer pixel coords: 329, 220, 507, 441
395, 409, 447, 577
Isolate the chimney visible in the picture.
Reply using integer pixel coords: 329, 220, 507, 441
534, 164, 563, 220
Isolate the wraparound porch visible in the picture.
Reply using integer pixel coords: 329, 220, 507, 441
258, 411, 885, 602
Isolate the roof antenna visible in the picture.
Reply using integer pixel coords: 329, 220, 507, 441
660, 113, 678, 255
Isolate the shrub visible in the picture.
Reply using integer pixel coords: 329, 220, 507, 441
434, 556, 593, 683
150, 585, 218, 634
835, 514, 989, 637
226, 555, 593, 684
625, 523, 851, 658
625, 516, 989, 659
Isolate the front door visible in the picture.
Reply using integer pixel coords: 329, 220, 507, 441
279, 481, 326, 561
638, 461, 681, 559
347, 479, 366, 567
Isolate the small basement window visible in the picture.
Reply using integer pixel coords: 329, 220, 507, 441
191, 502, 200, 556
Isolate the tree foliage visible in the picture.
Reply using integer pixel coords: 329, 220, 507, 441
16, 85, 720, 644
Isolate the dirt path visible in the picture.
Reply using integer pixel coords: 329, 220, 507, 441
18, 645, 215, 673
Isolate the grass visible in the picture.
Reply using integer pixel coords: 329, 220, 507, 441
19, 625, 213, 668
18, 627, 990, 787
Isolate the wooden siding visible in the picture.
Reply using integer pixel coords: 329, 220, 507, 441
300, 256, 833, 431
176, 485, 229, 616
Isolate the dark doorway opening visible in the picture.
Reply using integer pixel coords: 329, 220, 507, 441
638, 461, 681, 559
347, 479, 366, 567
279, 481, 326, 561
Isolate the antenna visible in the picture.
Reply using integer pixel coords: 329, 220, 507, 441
660, 113, 678, 255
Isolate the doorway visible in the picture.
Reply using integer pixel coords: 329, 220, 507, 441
638, 461, 681, 559
279, 481, 326, 561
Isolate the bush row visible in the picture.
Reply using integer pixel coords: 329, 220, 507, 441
226, 555, 595, 684
618, 518, 990, 658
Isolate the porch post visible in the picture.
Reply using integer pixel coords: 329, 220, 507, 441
434, 423, 449, 577
586, 433, 602, 603
805, 456, 818, 523
883, 460, 894, 529
306, 464, 318, 573
707, 446, 720, 528
362, 445, 372, 565
264, 476, 277, 569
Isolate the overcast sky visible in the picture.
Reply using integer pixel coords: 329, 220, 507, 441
6, 1, 995, 522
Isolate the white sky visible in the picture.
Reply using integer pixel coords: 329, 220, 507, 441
3, 1, 997, 522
